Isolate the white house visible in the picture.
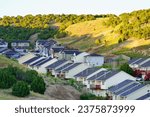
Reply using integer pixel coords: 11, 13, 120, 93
87, 71, 135, 96
32, 57, 58, 74
60, 63, 90, 79
108, 80, 150, 100
84, 53, 104, 67
128, 58, 149, 69
35, 40, 57, 57
58, 49, 81, 60
0, 39, 8, 48
74, 67, 106, 84
72, 52, 89, 63
17, 53, 36, 64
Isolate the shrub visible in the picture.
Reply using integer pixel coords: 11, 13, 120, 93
80, 93, 96, 100
0, 70, 16, 89
31, 77, 46, 94
12, 81, 30, 97
120, 63, 134, 75
24, 70, 38, 84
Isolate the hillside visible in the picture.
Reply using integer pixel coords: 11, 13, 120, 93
0, 56, 81, 100
56, 9, 150, 57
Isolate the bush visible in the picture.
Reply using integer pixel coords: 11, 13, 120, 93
12, 81, 30, 97
80, 93, 96, 100
0, 70, 16, 89
120, 63, 134, 75
24, 70, 38, 84
31, 77, 46, 94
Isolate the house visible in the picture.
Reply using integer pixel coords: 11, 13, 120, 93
0, 48, 10, 55
23, 56, 43, 66
53, 62, 73, 77
11, 40, 30, 54
128, 58, 149, 69
58, 49, 81, 60
87, 70, 135, 96
59, 63, 90, 79
50, 46, 65, 58
17, 53, 36, 64
84, 53, 104, 67
108, 80, 150, 100
74, 67, 102, 83
128, 58, 150, 80
72, 52, 89, 63
31, 57, 58, 74
46, 60, 69, 75
0, 39, 8, 48
3, 50, 21, 59
136, 92, 150, 100
35, 39, 57, 57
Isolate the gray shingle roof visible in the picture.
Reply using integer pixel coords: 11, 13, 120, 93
62, 63, 81, 72
74, 67, 100, 78
46, 60, 67, 69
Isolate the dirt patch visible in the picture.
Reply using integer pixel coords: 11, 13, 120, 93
45, 85, 81, 100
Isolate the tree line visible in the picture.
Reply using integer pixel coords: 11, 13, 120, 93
104, 9, 150, 40
0, 66, 46, 97
0, 14, 111, 41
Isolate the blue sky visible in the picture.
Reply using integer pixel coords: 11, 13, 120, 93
0, 0, 149, 17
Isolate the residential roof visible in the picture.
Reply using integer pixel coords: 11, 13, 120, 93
74, 67, 100, 78
133, 58, 147, 64
96, 71, 120, 81
141, 60, 150, 67
0, 39, 7, 45
120, 84, 145, 97
87, 70, 108, 80
136, 93, 150, 100
52, 46, 65, 52
63, 49, 81, 55
114, 82, 139, 95
23, 56, 41, 65
0, 48, 8, 53
12, 40, 30, 43
128, 58, 140, 64
55, 63, 73, 72
108, 80, 134, 92
61, 63, 81, 72
35, 57, 52, 66
46, 60, 67, 69
85, 53, 103, 57
30, 58, 46, 66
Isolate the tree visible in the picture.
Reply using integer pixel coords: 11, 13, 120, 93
120, 63, 134, 75
0, 70, 16, 89
30, 77, 46, 94
12, 81, 30, 97
24, 70, 38, 84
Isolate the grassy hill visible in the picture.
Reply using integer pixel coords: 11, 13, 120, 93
56, 9, 150, 57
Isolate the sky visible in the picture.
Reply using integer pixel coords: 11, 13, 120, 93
0, 0, 149, 17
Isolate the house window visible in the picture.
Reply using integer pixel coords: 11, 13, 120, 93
102, 81, 104, 85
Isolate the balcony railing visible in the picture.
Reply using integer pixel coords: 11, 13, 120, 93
90, 85, 101, 90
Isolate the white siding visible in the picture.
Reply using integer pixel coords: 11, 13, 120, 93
72, 52, 89, 63
85, 56, 104, 67
17, 53, 36, 64
65, 63, 90, 79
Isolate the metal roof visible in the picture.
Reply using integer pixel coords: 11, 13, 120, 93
120, 84, 145, 97
96, 71, 120, 81
23, 56, 40, 65
141, 60, 150, 67
30, 58, 46, 66
74, 67, 100, 77
46, 60, 67, 69
115, 82, 139, 95
87, 70, 108, 80
108, 80, 134, 92
55, 63, 73, 72
136, 93, 150, 100
35, 57, 52, 66
133, 58, 147, 65
62, 63, 81, 72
